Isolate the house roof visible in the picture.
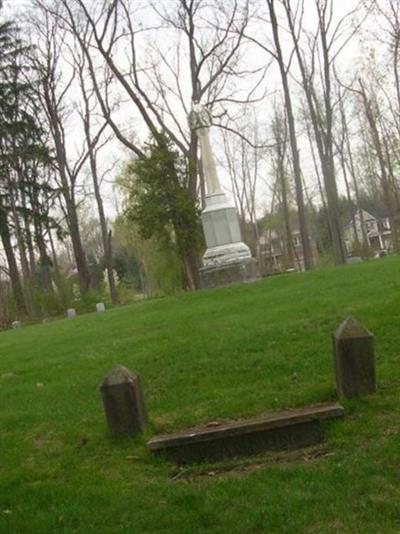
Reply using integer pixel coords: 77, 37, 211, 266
345, 206, 390, 226
362, 206, 390, 219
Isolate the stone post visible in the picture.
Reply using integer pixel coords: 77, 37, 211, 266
67, 308, 76, 319
332, 316, 376, 397
100, 365, 147, 436
96, 302, 105, 313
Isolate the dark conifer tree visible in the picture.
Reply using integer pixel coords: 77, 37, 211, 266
0, 17, 56, 315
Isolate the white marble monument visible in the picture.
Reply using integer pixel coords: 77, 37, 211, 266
190, 102, 259, 287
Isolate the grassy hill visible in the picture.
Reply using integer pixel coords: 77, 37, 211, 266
1, 258, 399, 533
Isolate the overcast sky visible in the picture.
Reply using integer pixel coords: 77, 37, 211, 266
2, 0, 376, 220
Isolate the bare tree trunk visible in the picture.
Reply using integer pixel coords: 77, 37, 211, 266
358, 79, 400, 252
33, 214, 54, 293
305, 117, 328, 213
91, 158, 119, 303
283, 0, 346, 265
340, 99, 369, 255
334, 95, 369, 257
46, 107, 91, 293
267, 0, 313, 270
7, 178, 35, 316
280, 168, 294, 269
8, 184, 33, 312
21, 187, 37, 280
0, 206, 27, 315
380, 119, 400, 211
84, 124, 119, 302
341, 154, 359, 254
47, 225, 62, 289
271, 109, 295, 268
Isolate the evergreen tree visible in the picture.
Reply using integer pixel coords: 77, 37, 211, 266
122, 134, 202, 290
0, 18, 55, 315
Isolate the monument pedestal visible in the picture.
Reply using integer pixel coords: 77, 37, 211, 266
200, 192, 260, 289
200, 257, 260, 289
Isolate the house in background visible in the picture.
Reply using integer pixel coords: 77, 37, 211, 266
258, 229, 319, 274
344, 207, 397, 255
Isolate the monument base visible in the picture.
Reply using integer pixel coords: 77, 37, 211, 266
199, 258, 260, 289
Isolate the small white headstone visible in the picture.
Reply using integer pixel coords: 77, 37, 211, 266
96, 302, 106, 313
346, 256, 362, 264
67, 308, 76, 319
12, 320, 21, 330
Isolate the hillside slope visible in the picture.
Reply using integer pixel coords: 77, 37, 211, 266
1, 258, 399, 533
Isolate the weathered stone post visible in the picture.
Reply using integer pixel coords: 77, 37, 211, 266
96, 302, 105, 313
100, 365, 147, 436
332, 316, 376, 397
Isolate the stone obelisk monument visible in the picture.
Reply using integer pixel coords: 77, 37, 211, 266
190, 102, 259, 288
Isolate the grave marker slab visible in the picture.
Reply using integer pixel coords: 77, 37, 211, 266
148, 403, 344, 464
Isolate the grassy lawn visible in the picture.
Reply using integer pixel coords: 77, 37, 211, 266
1, 257, 400, 533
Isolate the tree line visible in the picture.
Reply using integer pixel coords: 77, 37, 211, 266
0, 0, 399, 327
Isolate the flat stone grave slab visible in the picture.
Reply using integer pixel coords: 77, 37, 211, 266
147, 403, 344, 464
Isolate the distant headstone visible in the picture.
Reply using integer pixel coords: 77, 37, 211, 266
67, 308, 76, 319
346, 256, 362, 264
12, 321, 21, 330
332, 316, 376, 398
96, 302, 105, 313
100, 365, 147, 436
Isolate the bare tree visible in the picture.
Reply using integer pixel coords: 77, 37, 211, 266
281, 0, 359, 264
357, 78, 400, 252
73, 41, 119, 304
244, 0, 313, 269
221, 108, 263, 256
41, 0, 263, 289
30, 2, 122, 296
333, 82, 370, 255
29, 4, 93, 294
0, 202, 26, 313
269, 106, 296, 269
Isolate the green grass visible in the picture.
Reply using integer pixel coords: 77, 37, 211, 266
1, 257, 400, 533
